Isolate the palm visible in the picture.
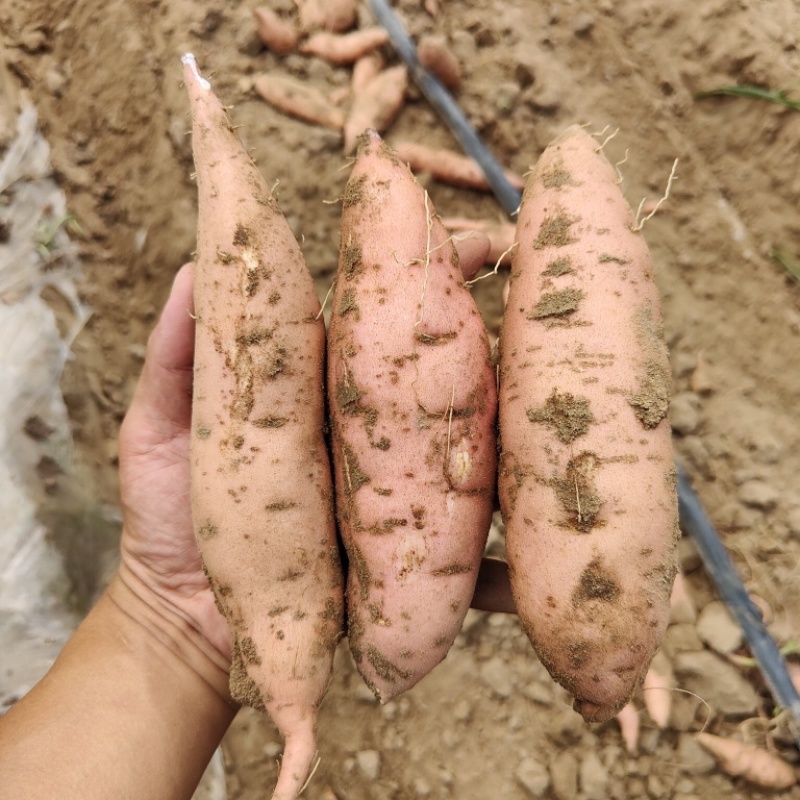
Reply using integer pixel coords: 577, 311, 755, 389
117, 266, 231, 659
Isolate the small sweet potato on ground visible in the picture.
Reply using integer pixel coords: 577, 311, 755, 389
395, 141, 525, 193
343, 66, 407, 154
294, 0, 357, 33
254, 73, 344, 130
417, 35, 462, 91
696, 733, 797, 789
442, 216, 517, 266
253, 7, 298, 55
300, 28, 389, 66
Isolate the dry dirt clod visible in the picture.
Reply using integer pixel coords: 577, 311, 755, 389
549, 751, 579, 800
545, 708, 584, 746
663, 622, 704, 656
479, 656, 514, 698
669, 391, 701, 435
677, 537, 701, 573
737, 479, 779, 510
572, 13, 596, 36
579, 751, 609, 800
515, 756, 550, 797
786, 506, 800, 538
695, 599, 743, 654
673, 649, 759, 715
355, 749, 381, 781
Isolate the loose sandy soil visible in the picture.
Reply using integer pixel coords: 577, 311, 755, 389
2, 0, 800, 797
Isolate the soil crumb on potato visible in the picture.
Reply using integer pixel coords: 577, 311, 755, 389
527, 389, 595, 443
628, 307, 671, 428
230, 640, 267, 711
342, 174, 367, 208
543, 256, 574, 277
366, 645, 413, 684
198, 522, 219, 540
533, 211, 578, 249
342, 443, 370, 494
528, 288, 585, 320
566, 640, 591, 668
336, 370, 364, 415
629, 360, 671, 428
342, 236, 363, 278
431, 564, 472, 576
598, 252, 630, 265
338, 287, 360, 317
541, 161, 576, 189
553, 451, 602, 532
572, 557, 621, 605
239, 635, 263, 665
349, 543, 372, 600
252, 416, 287, 428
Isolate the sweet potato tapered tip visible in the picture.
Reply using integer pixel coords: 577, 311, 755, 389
182, 52, 211, 90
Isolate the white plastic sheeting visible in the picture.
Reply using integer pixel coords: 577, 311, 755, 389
0, 103, 87, 706
0, 103, 226, 800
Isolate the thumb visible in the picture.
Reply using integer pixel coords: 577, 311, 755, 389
127, 264, 196, 435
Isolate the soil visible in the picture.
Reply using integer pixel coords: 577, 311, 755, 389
3, 0, 800, 798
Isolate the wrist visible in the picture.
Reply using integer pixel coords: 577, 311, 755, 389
108, 563, 235, 707
0, 564, 238, 800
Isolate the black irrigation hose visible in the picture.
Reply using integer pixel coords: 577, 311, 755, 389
678, 465, 800, 748
373, 0, 800, 749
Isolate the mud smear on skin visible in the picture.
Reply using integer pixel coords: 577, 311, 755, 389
528, 288, 585, 321
628, 307, 671, 428
553, 451, 603, 532
533, 211, 578, 249
542, 256, 575, 277
527, 389, 595, 443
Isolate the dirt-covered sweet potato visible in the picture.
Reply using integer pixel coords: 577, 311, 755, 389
328, 131, 497, 701
183, 54, 344, 800
499, 125, 678, 723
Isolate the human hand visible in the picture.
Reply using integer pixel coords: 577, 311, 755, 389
116, 250, 514, 671
117, 264, 232, 661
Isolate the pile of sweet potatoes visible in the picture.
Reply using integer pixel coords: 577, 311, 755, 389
183, 54, 677, 799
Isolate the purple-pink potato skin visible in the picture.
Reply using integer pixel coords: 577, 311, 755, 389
328, 133, 497, 701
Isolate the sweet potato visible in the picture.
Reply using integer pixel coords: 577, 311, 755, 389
395, 141, 525, 193
696, 733, 798, 789
183, 54, 344, 800
615, 702, 641, 754
343, 65, 407, 154
253, 7, 299, 55
300, 28, 389, 66
294, 0, 357, 33
327, 132, 497, 700
642, 651, 673, 728
254, 73, 345, 130
417, 35, 462, 91
498, 125, 678, 722
443, 216, 517, 266
351, 51, 384, 96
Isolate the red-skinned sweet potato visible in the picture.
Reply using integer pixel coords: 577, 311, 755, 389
328, 132, 497, 700
183, 54, 343, 800
499, 125, 678, 722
